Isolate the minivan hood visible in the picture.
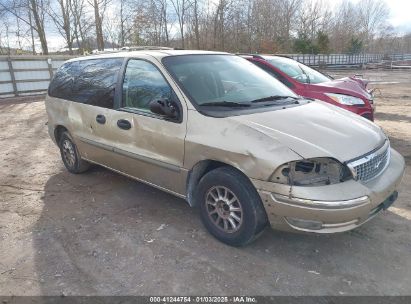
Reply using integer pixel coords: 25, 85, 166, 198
231, 101, 386, 162
311, 78, 371, 99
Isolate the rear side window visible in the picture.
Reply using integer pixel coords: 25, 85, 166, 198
49, 58, 123, 109
72, 58, 123, 108
48, 61, 80, 100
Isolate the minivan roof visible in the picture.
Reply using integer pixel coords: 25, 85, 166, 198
66, 50, 229, 62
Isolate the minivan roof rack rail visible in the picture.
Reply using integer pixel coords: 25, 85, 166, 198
274, 54, 293, 59
236, 53, 265, 59
237, 53, 294, 60
92, 46, 177, 55
124, 46, 175, 51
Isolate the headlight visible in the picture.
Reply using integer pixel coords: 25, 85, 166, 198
325, 93, 364, 106
271, 158, 352, 186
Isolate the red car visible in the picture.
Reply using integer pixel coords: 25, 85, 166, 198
241, 54, 375, 121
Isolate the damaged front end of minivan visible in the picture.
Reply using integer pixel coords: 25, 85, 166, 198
250, 141, 404, 233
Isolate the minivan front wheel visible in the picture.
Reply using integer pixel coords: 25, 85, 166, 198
58, 131, 90, 174
196, 167, 268, 246
205, 185, 243, 233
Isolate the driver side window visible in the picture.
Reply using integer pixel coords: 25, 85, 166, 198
122, 59, 172, 113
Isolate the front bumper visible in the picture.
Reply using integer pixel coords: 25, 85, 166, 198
342, 104, 374, 121
252, 148, 405, 233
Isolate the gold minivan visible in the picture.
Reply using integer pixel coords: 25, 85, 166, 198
46, 50, 405, 246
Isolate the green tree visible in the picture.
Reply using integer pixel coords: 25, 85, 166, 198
294, 32, 318, 54
347, 37, 363, 54
316, 31, 330, 53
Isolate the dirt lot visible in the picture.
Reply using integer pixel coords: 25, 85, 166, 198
0, 70, 410, 296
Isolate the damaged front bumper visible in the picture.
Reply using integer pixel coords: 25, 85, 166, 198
252, 148, 405, 233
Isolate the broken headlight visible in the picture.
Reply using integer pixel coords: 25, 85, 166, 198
271, 158, 352, 186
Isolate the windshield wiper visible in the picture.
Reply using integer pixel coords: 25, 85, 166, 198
250, 95, 300, 103
298, 65, 311, 84
199, 101, 251, 107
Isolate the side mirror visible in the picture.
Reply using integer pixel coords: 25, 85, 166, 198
149, 98, 180, 120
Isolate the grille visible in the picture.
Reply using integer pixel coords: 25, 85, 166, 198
348, 141, 390, 182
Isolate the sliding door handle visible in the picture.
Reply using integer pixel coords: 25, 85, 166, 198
96, 114, 106, 124
117, 119, 131, 130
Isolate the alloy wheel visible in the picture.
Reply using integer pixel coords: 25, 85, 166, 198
62, 139, 76, 168
205, 186, 243, 233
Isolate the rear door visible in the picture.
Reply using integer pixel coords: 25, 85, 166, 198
99, 56, 188, 196
68, 57, 127, 170
68, 55, 188, 196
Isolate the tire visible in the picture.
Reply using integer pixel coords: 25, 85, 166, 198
196, 167, 268, 246
58, 131, 90, 174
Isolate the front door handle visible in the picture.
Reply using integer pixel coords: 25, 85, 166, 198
96, 114, 106, 124
117, 119, 131, 130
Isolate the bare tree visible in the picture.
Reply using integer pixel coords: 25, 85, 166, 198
297, 0, 331, 41
157, 0, 171, 46
0, 15, 11, 55
0, 0, 49, 54
28, 6, 36, 53
279, 0, 302, 50
88, 0, 111, 50
170, 0, 191, 48
118, 0, 127, 46
29, 0, 49, 54
126, 0, 167, 46
329, 0, 359, 52
70, 0, 92, 52
356, 0, 389, 47
48, 0, 75, 54
1, 0, 406, 55
191, 0, 200, 48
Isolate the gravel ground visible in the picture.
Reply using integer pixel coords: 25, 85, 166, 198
0, 70, 410, 296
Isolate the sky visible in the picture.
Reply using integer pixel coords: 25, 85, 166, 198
334, 0, 411, 34
384, 0, 411, 33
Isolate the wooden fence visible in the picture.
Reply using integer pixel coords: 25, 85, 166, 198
0, 55, 74, 98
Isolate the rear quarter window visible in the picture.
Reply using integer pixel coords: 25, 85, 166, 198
48, 61, 80, 100
49, 58, 124, 109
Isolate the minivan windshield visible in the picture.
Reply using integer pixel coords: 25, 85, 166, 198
162, 55, 298, 108
264, 56, 331, 84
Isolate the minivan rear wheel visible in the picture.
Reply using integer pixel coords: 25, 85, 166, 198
59, 131, 90, 174
196, 167, 268, 246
